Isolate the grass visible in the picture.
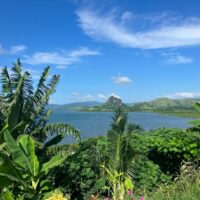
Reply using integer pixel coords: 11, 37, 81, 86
145, 177, 200, 200
143, 164, 200, 200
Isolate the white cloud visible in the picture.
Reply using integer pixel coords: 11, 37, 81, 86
162, 52, 193, 64
0, 44, 27, 55
10, 45, 27, 54
121, 11, 133, 24
72, 92, 94, 102
56, 65, 68, 69
68, 46, 100, 57
78, 94, 94, 102
98, 93, 108, 100
22, 46, 100, 66
77, 9, 200, 49
167, 92, 200, 99
112, 76, 132, 85
0, 44, 6, 55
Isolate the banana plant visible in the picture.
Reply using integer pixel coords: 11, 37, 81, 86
0, 130, 68, 199
0, 59, 80, 153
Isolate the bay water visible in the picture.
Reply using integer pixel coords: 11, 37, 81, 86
49, 112, 194, 143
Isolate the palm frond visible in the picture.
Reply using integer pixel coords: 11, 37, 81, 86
106, 108, 135, 173
1, 67, 13, 97
10, 58, 22, 91
41, 123, 80, 140
27, 73, 60, 134
33, 66, 50, 104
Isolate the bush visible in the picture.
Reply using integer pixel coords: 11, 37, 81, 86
51, 137, 107, 200
145, 163, 200, 200
144, 128, 200, 175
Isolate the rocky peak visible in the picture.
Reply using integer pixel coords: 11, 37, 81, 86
105, 96, 123, 107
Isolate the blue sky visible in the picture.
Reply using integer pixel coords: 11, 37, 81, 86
1, 0, 200, 104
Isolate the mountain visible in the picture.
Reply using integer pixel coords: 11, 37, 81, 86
48, 101, 102, 112
78, 96, 128, 111
130, 98, 199, 112
105, 96, 123, 107
75, 97, 200, 117
47, 97, 200, 117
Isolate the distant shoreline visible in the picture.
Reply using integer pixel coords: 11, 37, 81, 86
52, 109, 200, 118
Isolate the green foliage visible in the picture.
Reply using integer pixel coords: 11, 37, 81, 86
106, 108, 135, 174
0, 131, 68, 199
144, 128, 200, 175
1, 60, 200, 200
101, 108, 135, 199
133, 159, 171, 191
1, 188, 16, 200
101, 165, 133, 200
144, 164, 200, 200
124, 132, 172, 192
0, 60, 80, 148
188, 102, 200, 131
130, 97, 199, 113
50, 137, 107, 200
0, 61, 80, 199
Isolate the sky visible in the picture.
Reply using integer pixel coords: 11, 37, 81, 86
1, 0, 200, 104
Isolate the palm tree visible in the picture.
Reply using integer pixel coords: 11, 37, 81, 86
107, 108, 134, 173
0, 59, 80, 151
103, 108, 135, 199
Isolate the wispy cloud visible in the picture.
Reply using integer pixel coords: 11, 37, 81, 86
68, 46, 100, 57
10, 45, 27, 54
56, 65, 69, 69
98, 93, 108, 100
71, 92, 121, 102
0, 44, 27, 55
77, 9, 200, 49
112, 75, 132, 85
166, 92, 200, 99
22, 46, 100, 67
162, 52, 193, 64
72, 92, 94, 102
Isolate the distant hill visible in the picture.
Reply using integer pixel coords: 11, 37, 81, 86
48, 97, 200, 117
48, 101, 102, 112
78, 96, 128, 111
106, 96, 123, 107
130, 98, 199, 112
75, 97, 200, 117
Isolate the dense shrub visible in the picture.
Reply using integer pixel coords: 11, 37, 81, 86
144, 128, 200, 175
51, 137, 107, 200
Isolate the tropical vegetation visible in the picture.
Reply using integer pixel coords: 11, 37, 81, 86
0, 60, 200, 199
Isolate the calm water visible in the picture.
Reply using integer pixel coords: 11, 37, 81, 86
49, 112, 194, 143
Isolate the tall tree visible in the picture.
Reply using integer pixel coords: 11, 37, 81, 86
0, 59, 80, 151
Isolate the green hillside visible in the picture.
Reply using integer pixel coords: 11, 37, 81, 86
48, 101, 102, 112
77, 97, 200, 117
130, 98, 199, 112
47, 96, 200, 117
